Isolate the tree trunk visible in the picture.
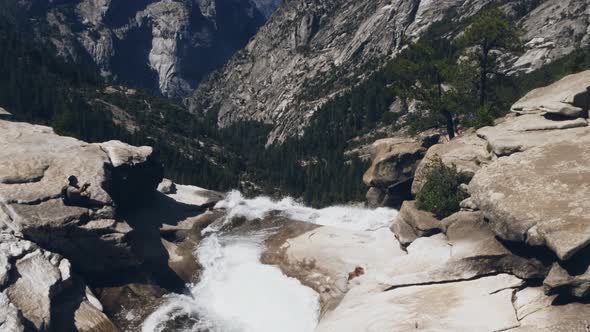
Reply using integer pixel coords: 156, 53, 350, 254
479, 47, 489, 107
437, 72, 455, 139
443, 109, 455, 140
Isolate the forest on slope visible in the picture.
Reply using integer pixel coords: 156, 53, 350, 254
2, 1, 590, 207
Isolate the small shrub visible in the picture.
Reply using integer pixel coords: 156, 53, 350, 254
468, 106, 495, 129
416, 157, 467, 218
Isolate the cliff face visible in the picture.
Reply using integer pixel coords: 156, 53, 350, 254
188, 0, 590, 144
35, 0, 280, 98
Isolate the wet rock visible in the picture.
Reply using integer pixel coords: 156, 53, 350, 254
262, 224, 404, 314
317, 274, 523, 332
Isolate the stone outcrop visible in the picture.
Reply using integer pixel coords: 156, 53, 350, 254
0, 231, 117, 331
478, 70, 590, 157
363, 133, 440, 208
31, 0, 277, 98
0, 120, 163, 280
511, 0, 590, 74
0, 119, 227, 330
390, 201, 442, 246
0, 107, 11, 120
265, 207, 557, 331
469, 134, 590, 262
411, 129, 491, 196
511, 70, 590, 118
190, 0, 589, 144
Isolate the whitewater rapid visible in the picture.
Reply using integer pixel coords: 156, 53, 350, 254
142, 191, 398, 332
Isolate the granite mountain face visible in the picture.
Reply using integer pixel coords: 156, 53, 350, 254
189, 0, 590, 144
25, 0, 280, 99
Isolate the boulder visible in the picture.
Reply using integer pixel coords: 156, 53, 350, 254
157, 178, 176, 194
390, 201, 442, 246
363, 139, 426, 189
543, 262, 590, 298
0, 292, 24, 332
412, 130, 489, 195
469, 134, 590, 261
511, 70, 590, 118
0, 231, 117, 331
0, 107, 11, 120
476, 113, 589, 156
166, 184, 225, 209
0, 120, 162, 280
383, 211, 547, 289
364, 132, 440, 207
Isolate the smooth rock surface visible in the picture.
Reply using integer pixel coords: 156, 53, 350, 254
262, 225, 405, 314
477, 114, 590, 156
470, 134, 590, 261
390, 201, 442, 245
317, 274, 523, 332
512, 287, 590, 331
511, 70, 590, 117
0, 120, 162, 279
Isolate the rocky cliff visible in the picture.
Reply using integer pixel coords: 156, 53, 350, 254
189, 0, 590, 144
262, 69, 590, 331
30, 0, 280, 98
0, 118, 226, 330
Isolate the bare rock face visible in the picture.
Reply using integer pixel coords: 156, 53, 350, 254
0, 107, 11, 120
511, 0, 590, 74
364, 133, 440, 208
512, 287, 590, 331
189, 0, 588, 144
0, 231, 117, 331
37, 0, 276, 98
390, 201, 442, 246
511, 70, 590, 118
469, 134, 590, 262
0, 120, 163, 280
477, 113, 589, 157
264, 209, 550, 330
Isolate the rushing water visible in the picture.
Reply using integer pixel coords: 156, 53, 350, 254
142, 191, 398, 332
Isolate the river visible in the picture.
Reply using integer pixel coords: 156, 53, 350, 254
142, 191, 398, 332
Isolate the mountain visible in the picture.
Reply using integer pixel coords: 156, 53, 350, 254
21, 0, 280, 99
189, 0, 590, 144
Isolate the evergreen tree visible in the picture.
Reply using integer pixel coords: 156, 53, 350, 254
458, 7, 522, 107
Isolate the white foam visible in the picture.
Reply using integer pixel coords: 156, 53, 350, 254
142, 234, 320, 332
143, 191, 398, 331
214, 190, 398, 231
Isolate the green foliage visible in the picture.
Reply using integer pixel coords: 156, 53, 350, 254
416, 158, 467, 219
458, 6, 523, 106
468, 106, 495, 129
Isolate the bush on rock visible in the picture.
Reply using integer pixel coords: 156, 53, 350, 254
416, 157, 467, 218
